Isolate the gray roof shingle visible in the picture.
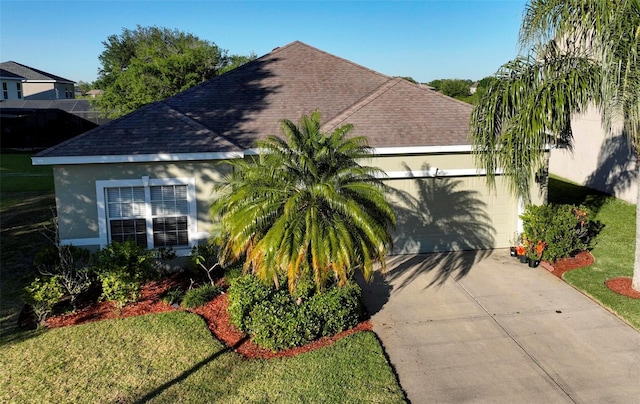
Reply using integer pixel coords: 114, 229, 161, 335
36, 41, 473, 159
0, 61, 75, 83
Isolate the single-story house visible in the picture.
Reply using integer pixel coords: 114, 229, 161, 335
32, 41, 546, 255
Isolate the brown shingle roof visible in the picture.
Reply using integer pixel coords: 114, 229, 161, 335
37, 41, 472, 158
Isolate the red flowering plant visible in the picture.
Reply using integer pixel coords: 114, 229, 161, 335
535, 240, 547, 260
515, 244, 526, 256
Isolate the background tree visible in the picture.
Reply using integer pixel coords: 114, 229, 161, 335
75, 80, 93, 95
95, 25, 254, 117
426, 78, 474, 102
211, 111, 396, 294
470, 0, 639, 289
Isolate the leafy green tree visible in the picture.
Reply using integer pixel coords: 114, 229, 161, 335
211, 111, 396, 294
470, 0, 639, 289
427, 78, 473, 101
94, 25, 253, 118
440, 79, 472, 98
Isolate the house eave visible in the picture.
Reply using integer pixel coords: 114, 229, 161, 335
31, 151, 245, 166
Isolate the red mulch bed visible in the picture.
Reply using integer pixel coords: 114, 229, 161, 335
542, 251, 595, 279
540, 251, 640, 299
605, 277, 640, 299
43, 278, 372, 359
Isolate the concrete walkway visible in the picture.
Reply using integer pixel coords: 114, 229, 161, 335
360, 250, 640, 404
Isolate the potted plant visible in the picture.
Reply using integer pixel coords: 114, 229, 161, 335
509, 232, 521, 257
516, 244, 528, 263
527, 240, 547, 268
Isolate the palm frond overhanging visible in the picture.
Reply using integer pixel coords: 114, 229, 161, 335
211, 111, 396, 294
471, 0, 640, 289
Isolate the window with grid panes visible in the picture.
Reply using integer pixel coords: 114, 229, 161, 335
105, 184, 190, 248
106, 187, 148, 247
150, 185, 189, 247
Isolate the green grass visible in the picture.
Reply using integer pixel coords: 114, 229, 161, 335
0, 312, 405, 403
1, 152, 56, 340
548, 176, 640, 330
0, 153, 54, 194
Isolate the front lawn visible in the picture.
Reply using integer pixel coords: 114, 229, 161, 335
548, 176, 640, 330
0, 311, 405, 403
0, 152, 406, 402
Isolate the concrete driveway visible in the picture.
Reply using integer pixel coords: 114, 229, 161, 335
359, 250, 640, 403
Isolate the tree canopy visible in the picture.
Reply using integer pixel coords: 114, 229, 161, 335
94, 25, 255, 118
211, 111, 396, 294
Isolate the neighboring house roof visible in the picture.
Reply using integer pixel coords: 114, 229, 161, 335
0, 99, 94, 113
0, 61, 75, 83
86, 89, 104, 97
0, 68, 24, 80
35, 41, 473, 160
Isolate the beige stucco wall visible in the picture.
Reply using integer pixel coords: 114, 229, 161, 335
549, 106, 636, 203
53, 161, 230, 248
23, 82, 56, 100
52, 151, 545, 254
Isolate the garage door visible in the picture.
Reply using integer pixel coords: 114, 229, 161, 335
387, 175, 518, 254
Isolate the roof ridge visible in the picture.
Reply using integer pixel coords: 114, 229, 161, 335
157, 102, 243, 150
283, 41, 391, 81
321, 78, 402, 130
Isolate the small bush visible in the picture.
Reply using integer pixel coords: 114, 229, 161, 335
162, 288, 185, 306
98, 269, 140, 308
34, 245, 94, 310
249, 289, 311, 350
94, 241, 156, 307
223, 264, 243, 284
227, 275, 273, 332
22, 277, 65, 323
228, 275, 364, 351
304, 280, 363, 337
181, 284, 222, 308
521, 204, 602, 262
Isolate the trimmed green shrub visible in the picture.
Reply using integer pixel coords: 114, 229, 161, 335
227, 275, 273, 332
181, 284, 222, 308
249, 288, 310, 350
304, 280, 363, 337
521, 204, 602, 262
22, 276, 65, 323
94, 241, 156, 307
228, 275, 364, 351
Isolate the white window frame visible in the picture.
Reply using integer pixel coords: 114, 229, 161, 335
96, 176, 197, 251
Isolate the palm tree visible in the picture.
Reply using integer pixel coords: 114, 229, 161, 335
211, 111, 396, 294
470, 0, 639, 290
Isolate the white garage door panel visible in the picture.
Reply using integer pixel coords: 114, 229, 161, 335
387, 176, 517, 254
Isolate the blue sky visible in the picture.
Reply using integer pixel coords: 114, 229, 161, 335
0, 0, 528, 84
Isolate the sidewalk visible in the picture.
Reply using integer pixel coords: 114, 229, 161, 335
360, 251, 640, 403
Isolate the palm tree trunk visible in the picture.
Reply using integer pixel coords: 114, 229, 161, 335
633, 159, 640, 291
